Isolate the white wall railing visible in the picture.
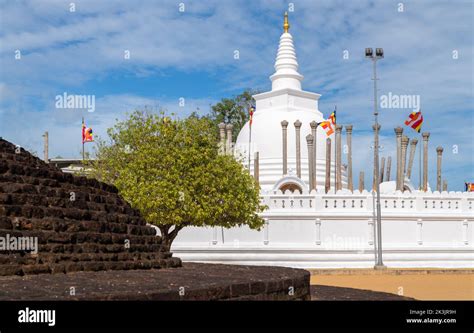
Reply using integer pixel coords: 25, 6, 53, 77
261, 189, 474, 216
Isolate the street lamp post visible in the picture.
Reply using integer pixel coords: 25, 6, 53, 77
365, 47, 386, 269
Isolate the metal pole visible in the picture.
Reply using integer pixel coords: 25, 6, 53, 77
419, 133, 422, 190
43, 131, 49, 163
372, 56, 385, 269
325, 138, 331, 194
248, 122, 252, 170
334, 126, 336, 194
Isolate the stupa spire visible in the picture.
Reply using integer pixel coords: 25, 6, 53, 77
283, 11, 290, 33
270, 12, 304, 91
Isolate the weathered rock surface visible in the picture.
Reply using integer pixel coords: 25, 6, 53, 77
0, 138, 181, 276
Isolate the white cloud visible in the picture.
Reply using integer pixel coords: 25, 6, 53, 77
0, 0, 472, 189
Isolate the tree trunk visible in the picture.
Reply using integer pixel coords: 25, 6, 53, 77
158, 225, 184, 253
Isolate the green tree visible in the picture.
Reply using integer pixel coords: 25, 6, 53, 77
89, 110, 265, 252
210, 89, 258, 141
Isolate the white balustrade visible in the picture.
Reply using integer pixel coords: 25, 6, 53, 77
260, 190, 474, 216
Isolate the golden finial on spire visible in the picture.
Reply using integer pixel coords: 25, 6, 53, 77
283, 11, 290, 33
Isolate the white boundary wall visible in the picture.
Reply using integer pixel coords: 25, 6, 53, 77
172, 189, 474, 268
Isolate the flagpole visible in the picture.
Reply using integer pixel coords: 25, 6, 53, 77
248, 124, 252, 171
334, 128, 336, 194
82, 117, 85, 164
334, 106, 337, 194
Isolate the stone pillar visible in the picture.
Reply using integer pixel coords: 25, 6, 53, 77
422, 132, 430, 191
372, 124, 381, 191
254, 152, 259, 183
335, 125, 343, 191
406, 138, 418, 179
400, 136, 409, 191
345, 125, 353, 191
218, 123, 226, 154
226, 124, 233, 155
294, 120, 302, 178
325, 138, 331, 194
436, 146, 443, 192
43, 131, 49, 163
386, 156, 392, 181
380, 157, 385, 183
306, 134, 315, 191
443, 180, 447, 192
310, 121, 318, 189
281, 120, 289, 175
394, 127, 403, 190
403, 137, 410, 174
359, 171, 364, 192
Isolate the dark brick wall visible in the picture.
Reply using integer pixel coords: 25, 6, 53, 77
0, 138, 181, 276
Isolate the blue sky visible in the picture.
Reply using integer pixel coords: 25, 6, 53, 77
0, 0, 472, 190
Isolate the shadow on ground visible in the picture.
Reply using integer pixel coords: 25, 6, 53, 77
311, 285, 416, 300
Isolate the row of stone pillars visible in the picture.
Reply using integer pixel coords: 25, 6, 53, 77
280, 120, 446, 193
218, 123, 234, 155
281, 120, 355, 193
219, 121, 445, 192
219, 122, 261, 182
391, 126, 445, 192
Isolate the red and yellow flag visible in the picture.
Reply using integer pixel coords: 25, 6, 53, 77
249, 105, 255, 126
329, 110, 336, 126
320, 121, 334, 136
82, 121, 93, 143
466, 183, 474, 192
320, 110, 336, 137
404, 110, 423, 133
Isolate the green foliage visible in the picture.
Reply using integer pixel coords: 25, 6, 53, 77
89, 110, 265, 250
210, 89, 258, 141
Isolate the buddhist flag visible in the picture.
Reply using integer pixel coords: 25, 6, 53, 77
320, 121, 334, 136
82, 120, 93, 143
320, 109, 337, 137
329, 110, 336, 125
249, 105, 255, 126
465, 182, 474, 192
404, 110, 423, 133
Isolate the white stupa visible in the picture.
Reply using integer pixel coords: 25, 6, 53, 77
235, 12, 347, 191
173, 13, 473, 269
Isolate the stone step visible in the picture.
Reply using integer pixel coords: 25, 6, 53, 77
0, 258, 181, 276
